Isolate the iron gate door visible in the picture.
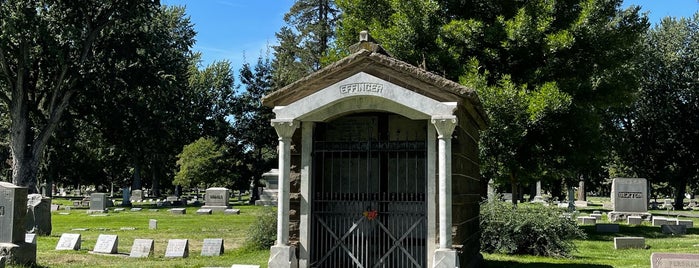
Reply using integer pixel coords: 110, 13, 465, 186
310, 115, 427, 268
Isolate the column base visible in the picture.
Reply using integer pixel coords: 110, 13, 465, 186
268, 245, 298, 268
433, 248, 460, 268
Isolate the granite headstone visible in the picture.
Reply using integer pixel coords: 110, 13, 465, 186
608, 178, 651, 221
201, 238, 224, 256
88, 193, 108, 213
165, 239, 189, 258
0, 182, 36, 265
129, 239, 154, 258
56, 233, 81, 250
651, 253, 699, 268
25, 194, 52, 235
93, 234, 118, 254
202, 187, 230, 212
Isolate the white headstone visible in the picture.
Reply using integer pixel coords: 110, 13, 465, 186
200, 238, 224, 256
165, 239, 189, 258
129, 239, 154, 258
56, 233, 81, 250
149, 219, 157, 230
25, 234, 36, 244
93, 234, 118, 254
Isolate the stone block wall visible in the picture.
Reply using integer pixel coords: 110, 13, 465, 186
452, 109, 483, 267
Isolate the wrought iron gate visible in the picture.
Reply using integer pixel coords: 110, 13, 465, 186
311, 119, 428, 268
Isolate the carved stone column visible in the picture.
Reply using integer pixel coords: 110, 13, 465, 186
431, 115, 459, 268
269, 119, 299, 268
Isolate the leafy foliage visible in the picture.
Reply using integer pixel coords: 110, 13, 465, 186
480, 200, 586, 257
613, 13, 699, 208
174, 137, 227, 188
245, 207, 278, 250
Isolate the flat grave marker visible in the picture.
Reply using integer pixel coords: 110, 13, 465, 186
614, 237, 645, 249
651, 252, 699, 268
596, 223, 620, 233
661, 224, 687, 235
196, 208, 213, 215
201, 238, 224, 256
93, 234, 118, 254
56, 233, 81, 250
231, 265, 261, 268
129, 239, 154, 258
170, 208, 186, 214
165, 239, 189, 258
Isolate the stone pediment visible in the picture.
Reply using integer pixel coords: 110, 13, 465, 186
262, 49, 487, 128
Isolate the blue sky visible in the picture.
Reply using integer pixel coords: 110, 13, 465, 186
161, 0, 698, 70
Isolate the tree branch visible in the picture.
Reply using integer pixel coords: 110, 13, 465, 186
0, 46, 14, 104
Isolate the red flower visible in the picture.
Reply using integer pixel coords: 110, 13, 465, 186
363, 209, 378, 220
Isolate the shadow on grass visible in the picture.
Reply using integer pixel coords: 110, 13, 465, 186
486, 260, 612, 268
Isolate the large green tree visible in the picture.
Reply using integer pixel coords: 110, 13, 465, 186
614, 13, 699, 209
273, 0, 339, 87
335, 0, 647, 203
0, 0, 158, 192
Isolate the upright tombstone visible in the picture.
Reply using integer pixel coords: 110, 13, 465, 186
608, 178, 652, 221
25, 194, 52, 235
129, 239, 154, 258
131, 190, 143, 202
201, 187, 230, 212
121, 187, 131, 206
256, 169, 279, 206
55, 233, 81, 250
88, 193, 108, 213
92, 234, 118, 254
200, 238, 224, 256
165, 239, 189, 258
0, 182, 36, 265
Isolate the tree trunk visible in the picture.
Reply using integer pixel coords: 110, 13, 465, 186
151, 164, 160, 197
673, 176, 688, 210
510, 171, 518, 207
132, 160, 142, 190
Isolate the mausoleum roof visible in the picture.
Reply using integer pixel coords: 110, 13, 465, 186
262, 45, 488, 129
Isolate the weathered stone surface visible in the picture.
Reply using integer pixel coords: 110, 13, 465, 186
196, 209, 212, 215
202, 187, 230, 212
577, 216, 596, 225
609, 178, 651, 221
25, 194, 52, 235
651, 252, 699, 268
165, 239, 189, 258
129, 239, 154, 258
55, 233, 81, 250
628, 216, 643, 225
93, 234, 118, 254
170, 208, 186, 214
596, 224, 620, 233
614, 237, 645, 249
661, 224, 687, 235
131, 190, 143, 202
149, 219, 157, 230
0, 182, 28, 244
200, 238, 224, 256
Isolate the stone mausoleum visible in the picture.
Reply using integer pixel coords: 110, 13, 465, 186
263, 32, 488, 268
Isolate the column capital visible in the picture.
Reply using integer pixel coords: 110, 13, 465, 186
431, 115, 457, 139
271, 119, 299, 139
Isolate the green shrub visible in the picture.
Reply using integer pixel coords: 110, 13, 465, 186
480, 200, 586, 257
245, 206, 277, 249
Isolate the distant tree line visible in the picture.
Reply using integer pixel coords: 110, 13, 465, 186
1, 0, 697, 209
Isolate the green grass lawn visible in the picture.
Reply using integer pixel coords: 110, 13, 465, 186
12, 198, 699, 267
21, 201, 270, 268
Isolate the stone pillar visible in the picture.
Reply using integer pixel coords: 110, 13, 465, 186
431, 115, 459, 268
269, 119, 298, 268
